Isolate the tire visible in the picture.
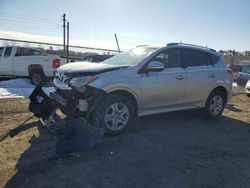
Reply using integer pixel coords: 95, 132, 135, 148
30, 70, 46, 86
204, 90, 226, 119
247, 94, 250, 97
92, 94, 135, 136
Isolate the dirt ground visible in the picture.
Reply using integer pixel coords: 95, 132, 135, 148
0, 87, 249, 188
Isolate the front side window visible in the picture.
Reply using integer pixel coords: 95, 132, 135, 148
151, 48, 181, 69
182, 48, 207, 67
4, 47, 12, 57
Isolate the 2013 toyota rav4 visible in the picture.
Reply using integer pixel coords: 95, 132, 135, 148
51, 43, 232, 135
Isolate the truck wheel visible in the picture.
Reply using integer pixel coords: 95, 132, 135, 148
30, 70, 46, 86
92, 94, 135, 136
204, 90, 226, 119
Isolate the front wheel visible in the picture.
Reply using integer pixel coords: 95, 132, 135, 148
92, 94, 135, 136
204, 90, 226, 119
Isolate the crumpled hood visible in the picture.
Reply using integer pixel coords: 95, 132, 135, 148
57, 61, 126, 75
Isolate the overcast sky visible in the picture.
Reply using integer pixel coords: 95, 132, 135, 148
0, 0, 250, 51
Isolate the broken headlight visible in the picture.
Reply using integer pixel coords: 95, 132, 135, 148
69, 76, 98, 93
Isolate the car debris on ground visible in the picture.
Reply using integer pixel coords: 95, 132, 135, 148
28, 86, 104, 157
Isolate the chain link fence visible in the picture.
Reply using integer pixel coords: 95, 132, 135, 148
0, 36, 121, 113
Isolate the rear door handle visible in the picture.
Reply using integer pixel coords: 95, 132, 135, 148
175, 75, 185, 80
209, 73, 216, 78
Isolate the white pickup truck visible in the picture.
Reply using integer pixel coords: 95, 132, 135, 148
0, 46, 65, 86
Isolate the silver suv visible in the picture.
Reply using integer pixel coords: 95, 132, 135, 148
52, 43, 232, 135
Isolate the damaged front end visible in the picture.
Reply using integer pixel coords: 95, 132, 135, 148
52, 69, 109, 118
29, 86, 104, 156
51, 83, 107, 119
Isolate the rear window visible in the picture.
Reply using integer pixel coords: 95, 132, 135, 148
4, 47, 12, 57
182, 48, 207, 67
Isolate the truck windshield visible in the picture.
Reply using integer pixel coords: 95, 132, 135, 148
102, 47, 158, 66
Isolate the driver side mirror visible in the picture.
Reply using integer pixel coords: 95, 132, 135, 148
146, 61, 165, 72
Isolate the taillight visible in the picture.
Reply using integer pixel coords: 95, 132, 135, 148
227, 69, 233, 76
52, 59, 60, 68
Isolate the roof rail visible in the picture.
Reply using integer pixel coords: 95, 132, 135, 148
166, 42, 216, 52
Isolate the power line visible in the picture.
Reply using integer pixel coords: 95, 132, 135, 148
0, 12, 58, 22
0, 20, 60, 31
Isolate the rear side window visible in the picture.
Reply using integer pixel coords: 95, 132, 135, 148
16, 48, 28, 56
4, 47, 12, 57
182, 48, 207, 67
0, 47, 4, 57
208, 53, 220, 65
16, 47, 42, 56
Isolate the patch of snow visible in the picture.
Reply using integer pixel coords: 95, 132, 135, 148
0, 79, 55, 98
0, 78, 34, 88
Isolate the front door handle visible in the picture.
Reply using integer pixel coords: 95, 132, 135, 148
209, 73, 216, 78
175, 75, 185, 80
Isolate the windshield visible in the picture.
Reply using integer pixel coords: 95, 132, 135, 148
102, 47, 158, 66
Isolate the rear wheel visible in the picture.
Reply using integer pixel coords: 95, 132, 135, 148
205, 90, 226, 119
92, 94, 135, 135
247, 94, 250, 97
30, 70, 46, 86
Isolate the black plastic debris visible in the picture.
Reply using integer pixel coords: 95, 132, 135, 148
40, 112, 64, 132
28, 87, 104, 157
55, 118, 104, 156
29, 86, 57, 119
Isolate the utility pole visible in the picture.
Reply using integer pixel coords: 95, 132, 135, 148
67, 21, 69, 63
62, 13, 66, 53
114, 33, 120, 52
